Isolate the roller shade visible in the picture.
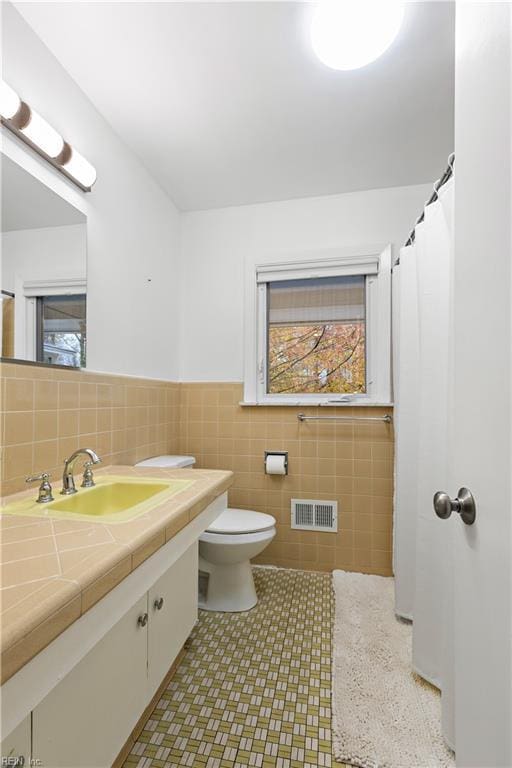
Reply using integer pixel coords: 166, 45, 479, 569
268, 276, 365, 326
41, 294, 86, 333
257, 255, 379, 284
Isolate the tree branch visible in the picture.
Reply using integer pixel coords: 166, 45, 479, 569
269, 325, 327, 382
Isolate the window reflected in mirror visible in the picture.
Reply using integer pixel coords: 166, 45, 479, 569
37, 294, 87, 367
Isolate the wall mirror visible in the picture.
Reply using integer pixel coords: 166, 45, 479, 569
1, 154, 87, 368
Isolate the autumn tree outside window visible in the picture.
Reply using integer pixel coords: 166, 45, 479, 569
245, 247, 392, 405
267, 276, 366, 395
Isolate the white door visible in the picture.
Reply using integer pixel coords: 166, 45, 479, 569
0, 716, 31, 766
33, 594, 148, 768
443, 4, 512, 766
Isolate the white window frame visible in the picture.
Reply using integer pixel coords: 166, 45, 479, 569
14, 277, 86, 362
243, 245, 392, 406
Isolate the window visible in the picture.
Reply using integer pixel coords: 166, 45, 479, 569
244, 247, 391, 405
267, 276, 366, 395
36, 294, 86, 367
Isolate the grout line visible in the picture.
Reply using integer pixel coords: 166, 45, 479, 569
0, 537, 117, 566
0, 574, 61, 592
0, 574, 66, 615
49, 519, 63, 578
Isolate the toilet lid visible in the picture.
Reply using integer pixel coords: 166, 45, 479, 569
207, 509, 276, 534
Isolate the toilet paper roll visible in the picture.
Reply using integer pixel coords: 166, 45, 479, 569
265, 454, 287, 475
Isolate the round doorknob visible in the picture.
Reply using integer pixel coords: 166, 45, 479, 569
137, 612, 148, 627
153, 597, 164, 611
433, 487, 476, 525
433, 491, 454, 519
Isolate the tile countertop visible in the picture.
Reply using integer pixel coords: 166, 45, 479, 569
0, 466, 233, 685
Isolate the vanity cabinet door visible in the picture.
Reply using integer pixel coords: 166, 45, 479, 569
32, 594, 148, 768
147, 543, 198, 698
0, 715, 31, 766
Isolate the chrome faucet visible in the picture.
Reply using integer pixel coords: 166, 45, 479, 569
61, 448, 101, 495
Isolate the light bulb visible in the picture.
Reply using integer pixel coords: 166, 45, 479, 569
311, 0, 405, 71
62, 148, 97, 189
0, 80, 21, 120
21, 109, 64, 158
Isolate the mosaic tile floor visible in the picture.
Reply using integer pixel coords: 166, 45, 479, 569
123, 567, 347, 768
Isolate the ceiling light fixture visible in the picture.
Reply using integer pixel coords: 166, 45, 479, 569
0, 79, 97, 192
311, 0, 405, 71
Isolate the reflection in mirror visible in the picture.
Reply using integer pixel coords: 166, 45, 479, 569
1, 154, 87, 368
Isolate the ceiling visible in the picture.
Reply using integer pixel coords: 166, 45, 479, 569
1, 155, 86, 231
15, 2, 455, 211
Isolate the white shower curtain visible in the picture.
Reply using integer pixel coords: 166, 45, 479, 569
392, 242, 420, 621
393, 178, 455, 749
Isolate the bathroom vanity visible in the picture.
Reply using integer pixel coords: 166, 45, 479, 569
0, 466, 233, 767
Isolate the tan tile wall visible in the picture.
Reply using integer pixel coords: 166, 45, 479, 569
0, 362, 180, 496
179, 383, 394, 575
1, 367, 394, 575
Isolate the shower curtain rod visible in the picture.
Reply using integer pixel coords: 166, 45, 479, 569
403, 152, 455, 248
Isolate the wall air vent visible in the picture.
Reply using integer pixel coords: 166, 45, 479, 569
291, 499, 338, 533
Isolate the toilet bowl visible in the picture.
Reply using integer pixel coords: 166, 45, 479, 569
199, 509, 276, 612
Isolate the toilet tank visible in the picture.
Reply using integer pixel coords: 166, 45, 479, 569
134, 455, 196, 468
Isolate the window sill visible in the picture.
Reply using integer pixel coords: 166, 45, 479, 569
239, 400, 394, 407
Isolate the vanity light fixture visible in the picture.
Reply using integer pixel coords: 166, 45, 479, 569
60, 146, 97, 190
20, 108, 64, 158
0, 80, 97, 191
0, 81, 21, 119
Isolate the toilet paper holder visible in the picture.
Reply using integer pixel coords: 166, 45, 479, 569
264, 451, 288, 475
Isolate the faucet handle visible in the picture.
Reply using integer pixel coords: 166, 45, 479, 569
26, 472, 54, 504
26, 471, 50, 482
81, 461, 98, 488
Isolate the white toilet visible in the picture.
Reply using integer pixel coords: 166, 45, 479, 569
199, 508, 276, 612
134, 455, 276, 612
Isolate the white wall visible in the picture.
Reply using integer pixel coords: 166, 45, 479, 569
1, 224, 86, 292
2, 5, 435, 385
2, 4, 181, 380
180, 183, 431, 381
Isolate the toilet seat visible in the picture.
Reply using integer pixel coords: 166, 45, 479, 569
200, 529, 274, 547
206, 508, 276, 535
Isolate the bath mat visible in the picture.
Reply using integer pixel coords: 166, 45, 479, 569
332, 570, 455, 768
